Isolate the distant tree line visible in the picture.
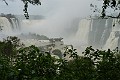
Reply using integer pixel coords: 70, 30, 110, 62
19, 33, 49, 40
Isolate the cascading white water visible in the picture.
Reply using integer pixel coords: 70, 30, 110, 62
100, 19, 109, 46
74, 18, 92, 53
104, 32, 119, 50
75, 18, 91, 45
0, 16, 20, 35
10, 18, 19, 30
75, 18, 120, 50
103, 19, 120, 50
0, 17, 12, 33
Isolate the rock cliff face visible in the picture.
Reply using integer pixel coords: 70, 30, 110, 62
75, 18, 120, 50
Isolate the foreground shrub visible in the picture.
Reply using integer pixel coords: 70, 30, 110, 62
0, 42, 120, 80
14, 45, 58, 80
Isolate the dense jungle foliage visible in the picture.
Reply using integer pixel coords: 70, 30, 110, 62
0, 36, 120, 80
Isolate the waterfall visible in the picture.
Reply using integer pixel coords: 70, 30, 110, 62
104, 19, 120, 50
0, 17, 12, 33
0, 16, 20, 34
73, 18, 92, 53
75, 19, 91, 46
104, 32, 119, 50
75, 18, 120, 50
10, 18, 20, 30
99, 19, 109, 46
75, 18, 107, 49
99, 19, 113, 48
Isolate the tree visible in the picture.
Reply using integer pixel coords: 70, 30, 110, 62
22, 0, 41, 19
13, 45, 59, 80
83, 46, 120, 80
58, 57, 96, 80
0, 36, 23, 56
1, 40, 120, 80
2, 0, 41, 19
91, 0, 120, 18
52, 49, 62, 58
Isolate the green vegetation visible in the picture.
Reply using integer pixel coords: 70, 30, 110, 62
0, 36, 120, 80
101, 0, 119, 18
52, 49, 62, 58
91, 0, 120, 18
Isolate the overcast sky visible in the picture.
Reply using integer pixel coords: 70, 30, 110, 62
0, 0, 100, 16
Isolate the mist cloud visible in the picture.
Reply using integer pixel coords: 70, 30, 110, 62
21, 0, 95, 37
0, 0, 98, 38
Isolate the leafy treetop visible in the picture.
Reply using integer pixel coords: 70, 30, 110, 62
91, 0, 120, 18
